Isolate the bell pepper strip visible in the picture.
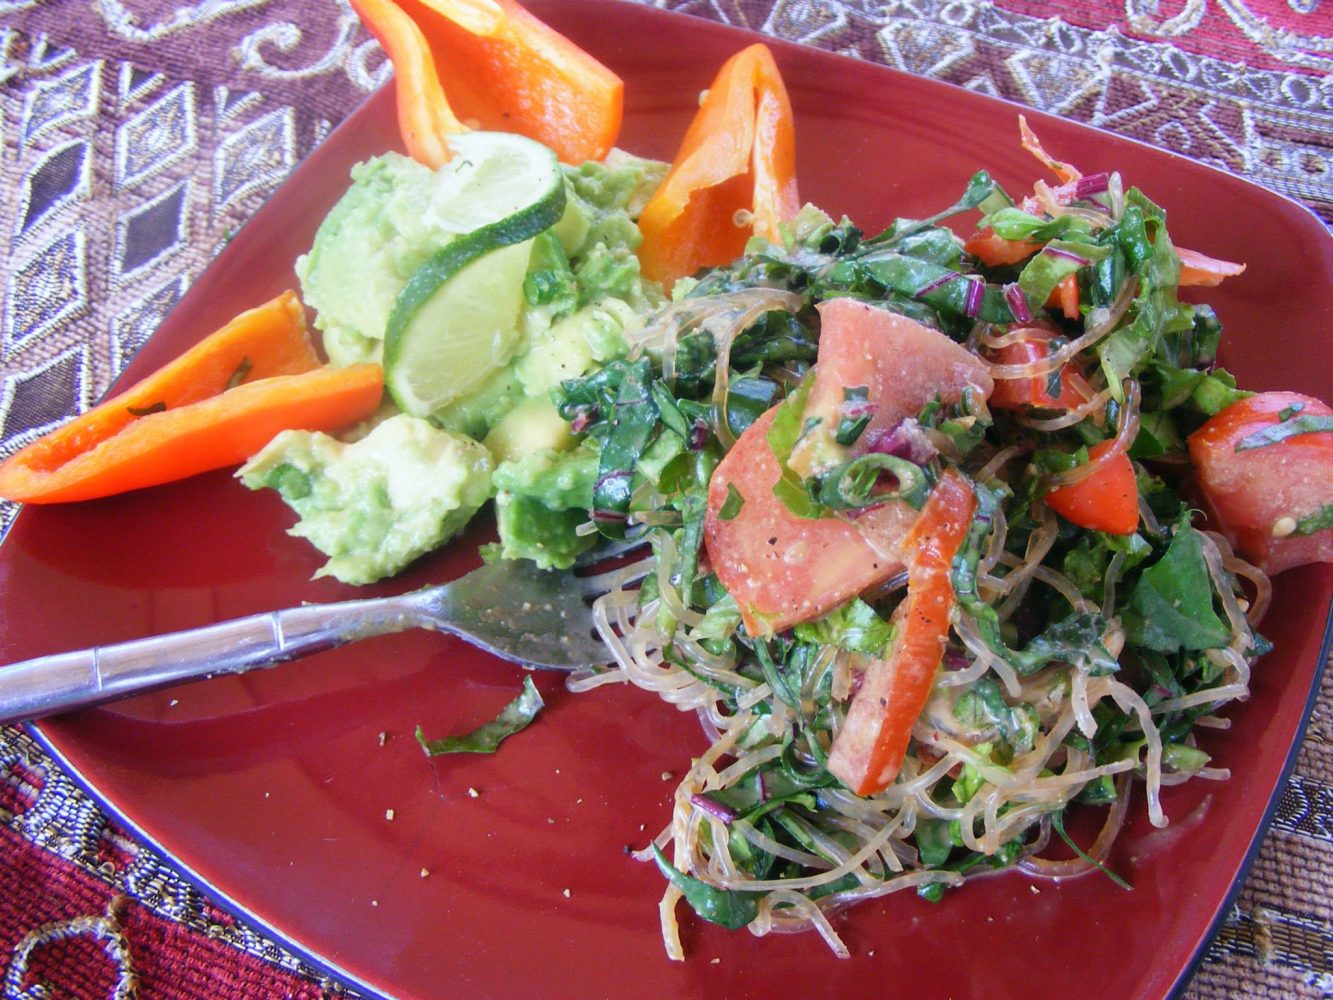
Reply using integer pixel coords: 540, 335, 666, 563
0, 363, 383, 504
987, 327, 1092, 411
1043, 439, 1139, 535
350, 0, 464, 169
0, 290, 315, 488
827, 468, 976, 796
352, 0, 623, 168
636, 43, 800, 287
1177, 246, 1246, 287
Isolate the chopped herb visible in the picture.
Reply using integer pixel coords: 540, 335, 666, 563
415, 676, 544, 755
834, 386, 873, 446
1050, 810, 1132, 890
1235, 414, 1333, 451
1292, 504, 1333, 537
1276, 402, 1305, 422
717, 482, 745, 521
126, 401, 167, 417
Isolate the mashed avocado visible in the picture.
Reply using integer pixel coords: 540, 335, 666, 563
239, 415, 493, 584
265, 146, 667, 584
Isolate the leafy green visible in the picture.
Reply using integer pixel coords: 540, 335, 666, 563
1122, 520, 1230, 652
766, 378, 824, 518
1017, 240, 1107, 309
1096, 196, 1193, 396
1017, 612, 1119, 675
589, 359, 658, 537
986, 207, 1080, 243
953, 679, 1040, 755
793, 598, 895, 655
415, 676, 544, 755
652, 846, 759, 929
717, 483, 744, 521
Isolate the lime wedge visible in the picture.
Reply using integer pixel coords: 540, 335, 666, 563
384, 132, 566, 417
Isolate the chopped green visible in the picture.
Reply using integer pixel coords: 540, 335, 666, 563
1122, 520, 1230, 653
415, 676, 545, 756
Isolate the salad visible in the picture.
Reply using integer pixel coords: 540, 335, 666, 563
2, 0, 1330, 965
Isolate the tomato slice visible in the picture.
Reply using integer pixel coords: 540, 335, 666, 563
703, 407, 916, 637
826, 469, 976, 796
791, 298, 993, 477
1188, 391, 1333, 574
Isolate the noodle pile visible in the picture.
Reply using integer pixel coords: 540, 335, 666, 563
550, 164, 1270, 959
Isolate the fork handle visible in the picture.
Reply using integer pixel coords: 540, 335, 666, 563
0, 593, 426, 727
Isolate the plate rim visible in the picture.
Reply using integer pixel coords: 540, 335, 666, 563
7, 1, 1332, 995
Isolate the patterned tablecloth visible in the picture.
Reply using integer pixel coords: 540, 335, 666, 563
0, 0, 1329, 996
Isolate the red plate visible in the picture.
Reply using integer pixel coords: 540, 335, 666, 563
2, 3, 1330, 997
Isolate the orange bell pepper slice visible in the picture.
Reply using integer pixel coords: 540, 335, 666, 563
637, 43, 800, 287
0, 293, 385, 503
351, 0, 623, 168
826, 468, 976, 795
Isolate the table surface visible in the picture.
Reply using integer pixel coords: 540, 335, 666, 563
0, 0, 1330, 996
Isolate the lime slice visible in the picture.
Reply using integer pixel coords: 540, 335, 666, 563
384, 132, 566, 417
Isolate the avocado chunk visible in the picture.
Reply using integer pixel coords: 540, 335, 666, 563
239, 414, 493, 584
492, 446, 600, 569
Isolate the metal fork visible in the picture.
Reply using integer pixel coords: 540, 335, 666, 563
0, 539, 649, 727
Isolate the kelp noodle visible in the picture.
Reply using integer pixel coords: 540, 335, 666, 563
551, 162, 1269, 958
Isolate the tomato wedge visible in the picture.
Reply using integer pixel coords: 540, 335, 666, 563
827, 469, 976, 796
1188, 391, 1333, 574
963, 226, 1041, 267
791, 297, 993, 477
987, 327, 1090, 412
703, 408, 916, 638
1043, 439, 1139, 535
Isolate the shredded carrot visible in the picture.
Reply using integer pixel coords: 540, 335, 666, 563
963, 226, 1041, 267
1018, 113, 1080, 184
